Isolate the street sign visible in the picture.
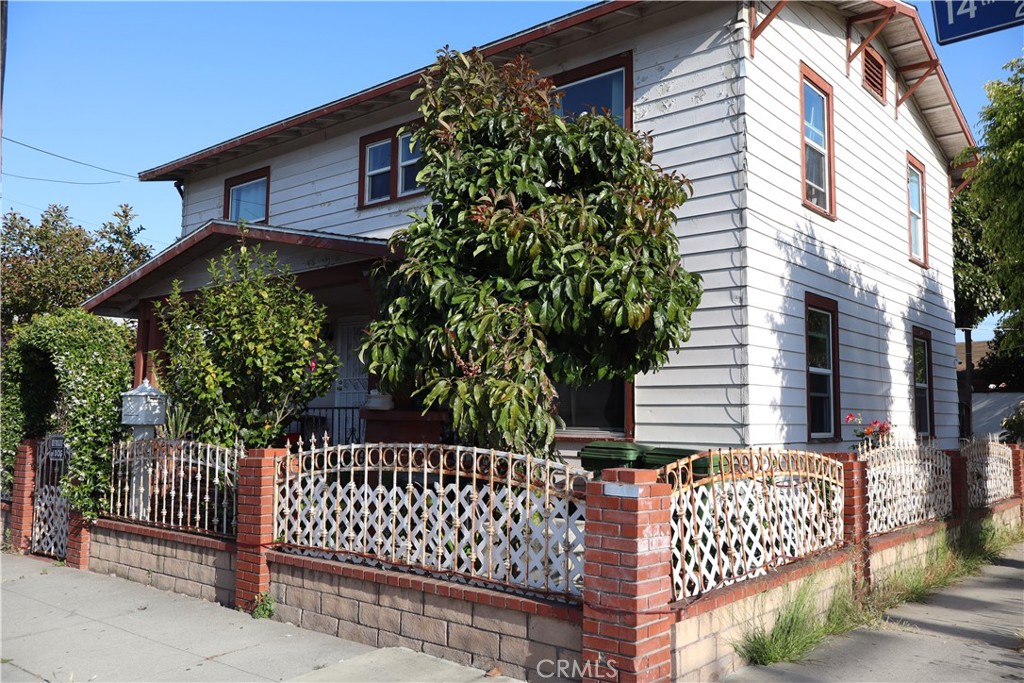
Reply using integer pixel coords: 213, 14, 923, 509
934, 0, 1024, 46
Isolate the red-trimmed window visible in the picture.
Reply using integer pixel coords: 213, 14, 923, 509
800, 64, 836, 219
912, 327, 934, 437
862, 46, 886, 103
907, 153, 928, 266
359, 126, 424, 208
806, 293, 840, 440
224, 167, 270, 223
553, 52, 633, 128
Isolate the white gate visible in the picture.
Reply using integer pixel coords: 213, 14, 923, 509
31, 434, 70, 558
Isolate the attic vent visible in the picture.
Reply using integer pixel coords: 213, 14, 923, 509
863, 47, 886, 103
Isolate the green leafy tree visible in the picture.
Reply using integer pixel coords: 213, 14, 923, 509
1, 204, 152, 333
962, 58, 1024, 345
953, 190, 1002, 330
977, 325, 1024, 391
155, 240, 338, 447
1, 309, 132, 513
361, 49, 703, 455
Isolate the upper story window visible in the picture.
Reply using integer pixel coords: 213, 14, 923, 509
912, 327, 933, 436
907, 153, 928, 266
862, 46, 886, 103
806, 293, 840, 441
359, 127, 424, 208
554, 53, 632, 128
800, 64, 835, 219
224, 167, 270, 223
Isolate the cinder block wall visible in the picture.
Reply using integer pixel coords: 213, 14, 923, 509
0, 500, 11, 541
670, 551, 852, 682
268, 552, 583, 682
89, 520, 236, 606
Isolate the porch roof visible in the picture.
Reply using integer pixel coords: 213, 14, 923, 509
84, 220, 391, 317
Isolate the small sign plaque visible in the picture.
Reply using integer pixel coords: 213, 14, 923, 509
934, 0, 1024, 46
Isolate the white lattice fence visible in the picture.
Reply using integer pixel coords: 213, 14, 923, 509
108, 439, 245, 536
275, 440, 590, 599
961, 437, 1014, 508
658, 448, 844, 601
860, 434, 951, 535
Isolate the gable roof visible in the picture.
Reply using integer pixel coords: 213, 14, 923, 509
139, 0, 974, 183
83, 220, 390, 316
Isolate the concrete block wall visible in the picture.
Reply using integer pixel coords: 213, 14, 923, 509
0, 500, 11, 542
267, 551, 583, 682
89, 519, 236, 606
669, 551, 851, 682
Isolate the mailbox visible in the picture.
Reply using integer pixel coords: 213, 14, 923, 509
121, 379, 167, 427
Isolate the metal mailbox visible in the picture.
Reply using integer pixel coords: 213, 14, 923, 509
120, 379, 167, 426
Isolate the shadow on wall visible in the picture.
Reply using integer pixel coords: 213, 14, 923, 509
767, 222, 893, 448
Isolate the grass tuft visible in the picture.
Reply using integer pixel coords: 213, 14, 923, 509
736, 521, 1023, 666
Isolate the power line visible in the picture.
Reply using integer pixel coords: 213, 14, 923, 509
3, 172, 123, 185
2, 136, 136, 178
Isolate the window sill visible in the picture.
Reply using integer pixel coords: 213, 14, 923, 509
802, 200, 837, 222
909, 256, 929, 269
358, 189, 426, 211
556, 431, 630, 444
808, 435, 841, 444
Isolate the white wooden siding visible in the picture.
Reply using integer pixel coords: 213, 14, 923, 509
743, 1, 959, 449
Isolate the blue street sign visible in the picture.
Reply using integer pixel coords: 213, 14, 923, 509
933, 0, 1024, 45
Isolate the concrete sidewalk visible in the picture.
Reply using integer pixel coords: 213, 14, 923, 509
724, 542, 1024, 683
1, 553, 522, 683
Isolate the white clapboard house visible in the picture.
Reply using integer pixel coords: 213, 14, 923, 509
87, 0, 973, 451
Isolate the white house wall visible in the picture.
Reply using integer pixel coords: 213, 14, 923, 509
742, 1, 958, 448
177, 2, 748, 450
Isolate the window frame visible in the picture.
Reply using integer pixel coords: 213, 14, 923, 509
805, 293, 841, 442
907, 152, 929, 268
358, 123, 425, 209
799, 63, 837, 220
911, 326, 935, 438
223, 167, 270, 224
552, 52, 633, 129
553, 380, 636, 442
862, 45, 887, 104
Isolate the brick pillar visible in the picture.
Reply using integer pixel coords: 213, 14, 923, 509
234, 448, 281, 612
65, 511, 92, 569
1010, 444, 1024, 525
948, 450, 969, 521
9, 439, 37, 554
582, 468, 674, 683
831, 452, 870, 597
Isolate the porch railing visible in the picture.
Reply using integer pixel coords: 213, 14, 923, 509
274, 439, 591, 599
108, 439, 245, 537
285, 406, 364, 444
658, 448, 844, 601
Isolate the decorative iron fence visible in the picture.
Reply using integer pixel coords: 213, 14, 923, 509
274, 439, 590, 599
108, 439, 245, 537
961, 436, 1014, 508
860, 434, 951, 536
658, 448, 844, 601
284, 407, 364, 445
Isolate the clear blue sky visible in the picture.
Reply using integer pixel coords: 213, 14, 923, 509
2, 1, 1021, 334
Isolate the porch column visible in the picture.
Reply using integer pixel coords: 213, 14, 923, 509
10, 439, 37, 554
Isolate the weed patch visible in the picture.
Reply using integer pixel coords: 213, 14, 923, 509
250, 591, 275, 619
736, 522, 1023, 666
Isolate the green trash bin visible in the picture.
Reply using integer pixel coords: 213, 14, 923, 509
641, 447, 723, 478
578, 441, 650, 478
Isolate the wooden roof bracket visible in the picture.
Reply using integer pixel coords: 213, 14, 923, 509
845, 7, 895, 76
950, 158, 978, 199
895, 59, 939, 118
749, 0, 789, 58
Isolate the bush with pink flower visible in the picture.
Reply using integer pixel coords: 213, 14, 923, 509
845, 412, 892, 450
